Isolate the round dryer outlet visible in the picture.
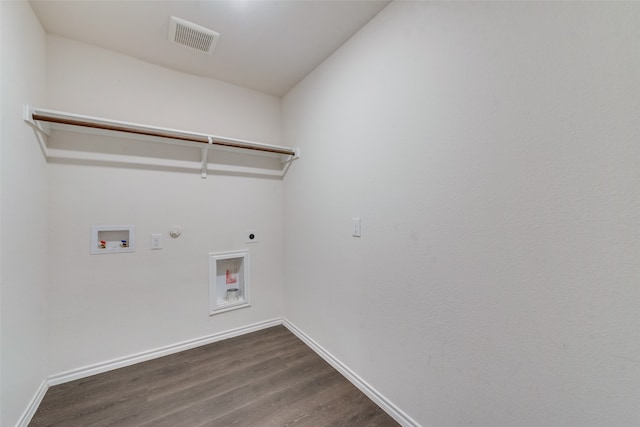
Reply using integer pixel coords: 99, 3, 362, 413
245, 230, 258, 243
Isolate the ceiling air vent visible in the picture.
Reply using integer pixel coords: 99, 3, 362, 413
168, 16, 220, 54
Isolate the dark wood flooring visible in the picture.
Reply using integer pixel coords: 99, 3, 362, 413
29, 326, 399, 426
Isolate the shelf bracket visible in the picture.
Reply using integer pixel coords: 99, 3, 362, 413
23, 104, 50, 158
281, 147, 301, 164
201, 136, 214, 179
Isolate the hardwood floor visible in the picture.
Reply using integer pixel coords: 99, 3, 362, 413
30, 326, 399, 426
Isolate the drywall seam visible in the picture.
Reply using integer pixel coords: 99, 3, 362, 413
282, 318, 420, 427
15, 380, 48, 427
47, 318, 282, 386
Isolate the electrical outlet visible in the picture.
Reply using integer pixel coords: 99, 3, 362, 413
352, 218, 361, 237
246, 230, 258, 243
150, 233, 162, 250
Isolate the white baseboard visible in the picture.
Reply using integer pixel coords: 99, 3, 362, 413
282, 318, 420, 427
48, 318, 282, 386
16, 379, 48, 427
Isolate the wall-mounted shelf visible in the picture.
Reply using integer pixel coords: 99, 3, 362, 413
24, 105, 299, 178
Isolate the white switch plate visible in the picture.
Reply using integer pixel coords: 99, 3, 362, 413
352, 217, 361, 237
150, 233, 162, 250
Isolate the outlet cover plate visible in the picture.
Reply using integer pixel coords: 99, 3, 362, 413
245, 230, 258, 243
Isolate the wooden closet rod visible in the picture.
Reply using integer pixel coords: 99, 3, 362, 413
32, 113, 297, 156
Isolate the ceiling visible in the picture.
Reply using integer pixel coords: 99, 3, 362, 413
29, 0, 390, 97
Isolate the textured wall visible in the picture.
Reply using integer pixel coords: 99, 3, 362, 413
45, 36, 285, 375
282, 2, 640, 425
0, 1, 49, 425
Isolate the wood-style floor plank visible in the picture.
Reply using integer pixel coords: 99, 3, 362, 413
29, 326, 399, 426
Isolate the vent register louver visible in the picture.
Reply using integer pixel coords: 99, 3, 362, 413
168, 16, 220, 54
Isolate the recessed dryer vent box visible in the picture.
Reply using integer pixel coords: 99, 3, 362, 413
209, 250, 250, 315
91, 225, 135, 254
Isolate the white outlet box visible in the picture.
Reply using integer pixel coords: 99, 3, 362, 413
91, 225, 135, 254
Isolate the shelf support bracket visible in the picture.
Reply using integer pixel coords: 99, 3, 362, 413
201, 136, 214, 179
23, 104, 50, 158
279, 148, 300, 178
281, 147, 301, 164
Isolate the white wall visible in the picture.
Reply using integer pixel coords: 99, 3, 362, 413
0, 1, 49, 426
46, 36, 285, 375
282, 2, 640, 426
